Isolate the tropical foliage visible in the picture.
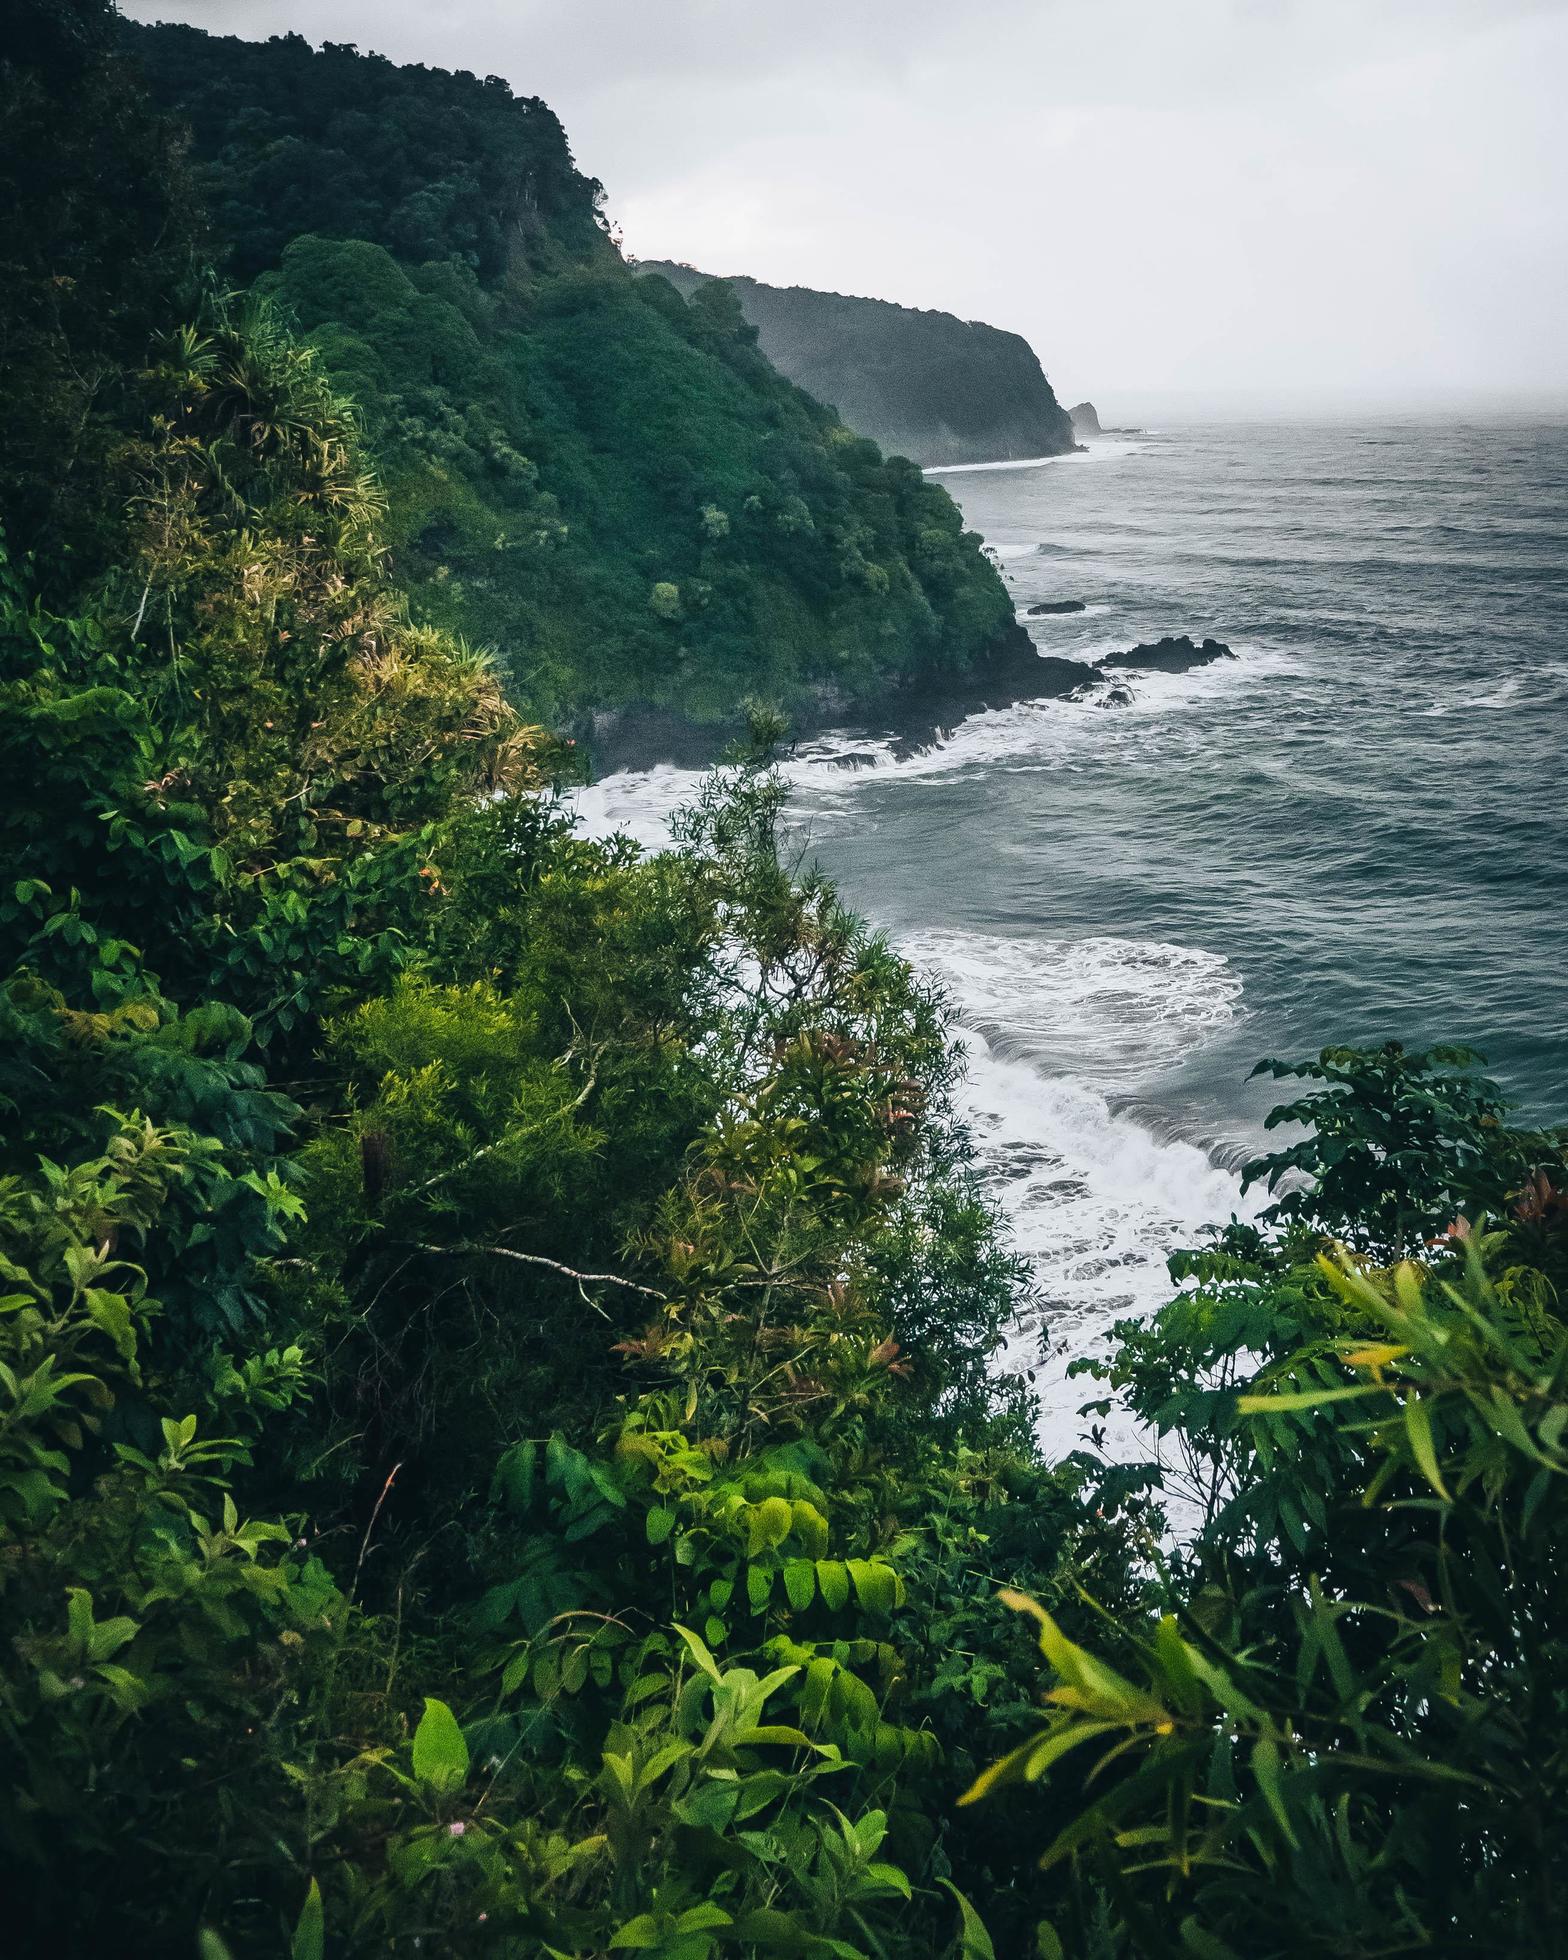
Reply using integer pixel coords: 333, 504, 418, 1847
965, 1046, 1568, 1956
6, 6, 1568, 1957
125, 21, 1020, 732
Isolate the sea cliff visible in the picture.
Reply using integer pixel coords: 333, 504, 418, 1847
639, 261, 1077, 467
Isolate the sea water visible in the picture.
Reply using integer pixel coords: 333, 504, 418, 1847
575, 417, 1568, 1452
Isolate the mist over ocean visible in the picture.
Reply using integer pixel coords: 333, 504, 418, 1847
578, 418, 1568, 1449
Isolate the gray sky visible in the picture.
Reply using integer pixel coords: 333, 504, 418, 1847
126, 0, 1568, 413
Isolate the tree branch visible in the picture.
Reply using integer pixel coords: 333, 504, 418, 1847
405, 1240, 666, 1301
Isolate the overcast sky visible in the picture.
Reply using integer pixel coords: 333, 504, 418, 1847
126, 0, 1568, 413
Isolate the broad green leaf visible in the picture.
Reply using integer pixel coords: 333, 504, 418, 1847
1179, 1917, 1243, 1960
671, 1622, 723, 1683
411, 1696, 469, 1793
816, 1559, 850, 1612
781, 1558, 815, 1612
676, 1904, 733, 1933
607, 1914, 660, 1949
1250, 1733, 1299, 1848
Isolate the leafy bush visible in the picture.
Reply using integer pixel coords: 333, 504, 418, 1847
968, 1053, 1568, 1957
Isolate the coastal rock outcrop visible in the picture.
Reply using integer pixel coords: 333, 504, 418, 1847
1026, 599, 1087, 615
1098, 635, 1234, 674
1069, 401, 1102, 438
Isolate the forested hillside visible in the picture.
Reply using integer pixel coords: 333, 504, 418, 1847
122, 23, 1020, 732
640, 263, 1078, 467
7, 5, 1568, 1955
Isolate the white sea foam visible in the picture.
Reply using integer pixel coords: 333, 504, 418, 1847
898, 927, 1252, 1453
901, 928, 1244, 1089
925, 437, 1150, 478
926, 453, 1082, 477
957, 1036, 1252, 1457
573, 649, 1294, 848
571, 763, 702, 851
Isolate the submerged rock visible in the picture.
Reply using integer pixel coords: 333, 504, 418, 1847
1025, 599, 1087, 615
1067, 678, 1134, 708
1097, 634, 1234, 674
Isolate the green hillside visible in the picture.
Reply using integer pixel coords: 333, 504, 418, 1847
125, 24, 1021, 731
640, 261, 1078, 466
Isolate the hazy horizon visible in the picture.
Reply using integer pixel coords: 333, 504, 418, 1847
123, 0, 1568, 415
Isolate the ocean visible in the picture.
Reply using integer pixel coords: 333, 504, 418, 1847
576, 418, 1568, 1451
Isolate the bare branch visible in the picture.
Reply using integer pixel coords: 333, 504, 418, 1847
405, 1239, 666, 1301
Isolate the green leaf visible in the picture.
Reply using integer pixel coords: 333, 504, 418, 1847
937, 1879, 996, 1960
671, 1622, 723, 1683
1250, 1733, 1299, 1848
411, 1696, 469, 1794
646, 1502, 676, 1545
290, 1878, 324, 1960
1403, 1395, 1451, 1500
846, 1558, 900, 1615
675, 1904, 733, 1933
1236, 1384, 1384, 1414
748, 1494, 794, 1553
1179, 1918, 1243, 1960
781, 1558, 815, 1611
816, 1559, 850, 1612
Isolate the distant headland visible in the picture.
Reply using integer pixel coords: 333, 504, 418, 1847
637, 260, 1078, 468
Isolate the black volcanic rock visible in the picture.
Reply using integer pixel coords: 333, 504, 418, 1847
1098, 635, 1234, 674
1068, 401, 1102, 438
1067, 677, 1134, 708
900, 633, 1096, 723
1026, 599, 1087, 615
587, 629, 1098, 774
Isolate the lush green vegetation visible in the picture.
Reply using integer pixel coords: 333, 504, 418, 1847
640, 264, 1078, 469
122, 21, 1020, 732
7, 6, 1568, 1955
963, 1045, 1568, 1954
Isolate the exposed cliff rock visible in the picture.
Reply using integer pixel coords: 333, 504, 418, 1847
1069, 401, 1102, 438
638, 260, 1076, 467
1098, 635, 1235, 674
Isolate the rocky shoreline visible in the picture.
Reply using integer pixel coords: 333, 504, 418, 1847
582, 628, 1235, 775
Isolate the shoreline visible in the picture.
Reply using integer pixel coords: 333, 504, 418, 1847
581, 628, 1099, 778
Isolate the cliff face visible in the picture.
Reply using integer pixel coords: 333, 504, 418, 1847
640, 262, 1076, 467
